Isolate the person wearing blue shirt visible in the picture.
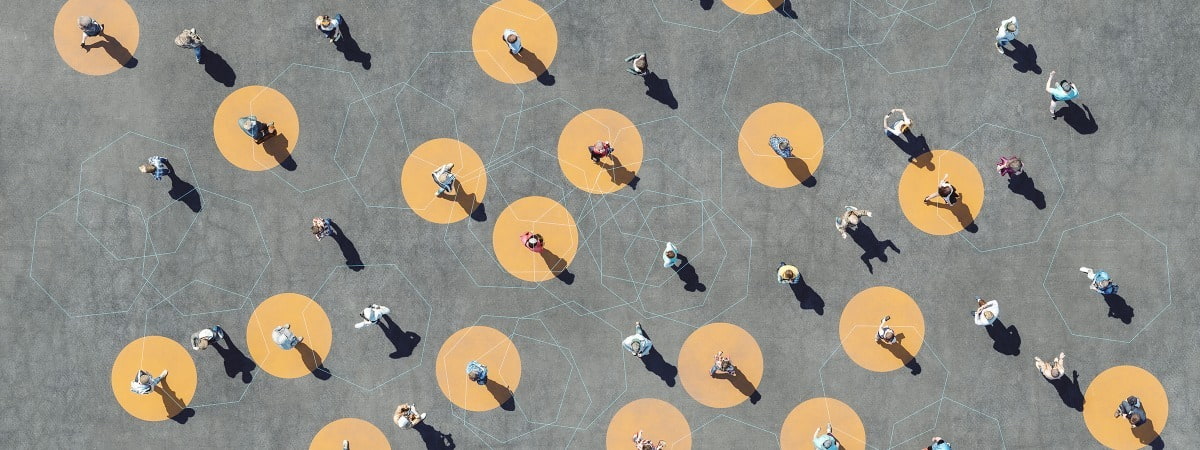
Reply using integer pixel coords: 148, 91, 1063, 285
812, 423, 839, 449
769, 134, 794, 158
1080, 267, 1118, 295
1045, 70, 1079, 118
467, 360, 488, 385
925, 436, 951, 450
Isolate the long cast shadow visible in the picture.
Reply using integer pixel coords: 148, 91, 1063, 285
888, 130, 933, 169
486, 380, 516, 411
640, 347, 678, 387
414, 422, 456, 449
601, 153, 640, 190
714, 371, 761, 404
699, 0, 715, 10
849, 223, 899, 274
380, 315, 421, 359
881, 334, 921, 375
1006, 172, 1046, 209
200, 48, 236, 87
1049, 370, 1084, 411
540, 248, 574, 284
1102, 294, 1134, 324
672, 255, 706, 292
163, 162, 202, 213
787, 272, 825, 315
213, 333, 255, 383
84, 33, 137, 68
334, 18, 372, 69
784, 157, 816, 187
262, 134, 296, 170
984, 318, 1021, 356
1132, 419, 1165, 449
514, 49, 553, 86
1057, 101, 1098, 134
929, 200, 979, 233
156, 378, 191, 424
642, 73, 678, 109
1003, 39, 1042, 74
445, 178, 485, 221
775, 0, 798, 19
296, 342, 331, 380
329, 222, 364, 271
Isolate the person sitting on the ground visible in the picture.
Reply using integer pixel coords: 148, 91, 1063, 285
238, 116, 276, 143
1114, 396, 1147, 428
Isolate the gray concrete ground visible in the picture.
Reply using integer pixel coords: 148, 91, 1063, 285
1, 0, 1198, 448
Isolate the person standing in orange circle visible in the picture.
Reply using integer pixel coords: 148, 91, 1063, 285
875, 315, 898, 345
129, 369, 168, 394
589, 140, 615, 164
502, 29, 522, 55
78, 16, 104, 49
520, 232, 544, 253
923, 174, 959, 206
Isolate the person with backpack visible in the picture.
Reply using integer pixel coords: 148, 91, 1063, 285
1080, 267, 1118, 294
175, 28, 204, 63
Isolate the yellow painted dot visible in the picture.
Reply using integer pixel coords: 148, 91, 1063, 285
435, 326, 522, 412
110, 336, 196, 421
212, 86, 300, 171
493, 196, 578, 282
557, 109, 643, 194
1083, 365, 1168, 450
838, 286, 924, 373
245, 293, 332, 379
897, 150, 984, 235
678, 322, 763, 408
401, 138, 487, 224
54, 0, 139, 76
310, 418, 390, 450
722, 0, 785, 15
737, 102, 824, 188
471, 0, 558, 84
606, 398, 692, 450
780, 398, 867, 450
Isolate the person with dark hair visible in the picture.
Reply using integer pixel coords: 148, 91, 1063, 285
625, 52, 649, 76
876, 315, 898, 345
78, 16, 104, 48
769, 134, 794, 158
661, 242, 681, 268
314, 14, 343, 43
973, 298, 999, 327
925, 436, 952, 450
520, 232, 544, 253
777, 262, 800, 285
502, 29, 522, 55
632, 430, 666, 450
923, 174, 958, 206
622, 322, 653, 358
1034, 352, 1066, 380
138, 156, 171, 181
467, 360, 488, 385
1045, 70, 1079, 118
995, 16, 1018, 53
1114, 396, 1147, 428
995, 156, 1023, 178
709, 351, 736, 377
812, 423, 840, 449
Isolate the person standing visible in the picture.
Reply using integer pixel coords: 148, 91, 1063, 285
78, 16, 104, 49
923, 174, 958, 206
662, 243, 681, 268
1034, 352, 1066, 380
625, 52, 649, 76
995, 17, 1018, 53
925, 436, 952, 450
709, 351, 737, 377
174, 28, 205, 63
835, 206, 872, 239
129, 369, 168, 394
312, 217, 335, 241
632, 430, 666, 450
995, 156, 1023, 178
973, 298, 999, 327
467, 360, 488, 385
191, 325, 225, 350
520, 232, 544, 253
138, 156, 171, 181
314, 14, 343, 43
502, 29, 522, 55
622, 322, 652, 358
1114, 396, 1147, 428
876, 316, 898, 345
272, 324, 302, 350
769, 134, 794, 158
393, 403, 426, 430
777, 262, 800, 285
589, 140, 615, 164
813, 423, 839, 449
1079, 267, 1118, 294
354, 304, 391, 329
883, 109, 912, 136
1045, 71, 1079, 118
431, 163, 456, 196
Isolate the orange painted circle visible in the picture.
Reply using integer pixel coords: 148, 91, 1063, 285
212, 86, 300, 171
897, 150, 984, 236
401, 138, 488, 224
737, 103, 824, 188
722, 0, 786, 14
110, 336, 196, 421
493, 196, 578, 282
1083, 365, 1168, 449
780, 398, 867, 450
245, 293, 332, 379
606, 398, 692, 450
556, 109, 644, 194
471, 0, 558, 84
678, 323, 764, 408
53, 0, 139, 76
310, 418, 391, 450
435, 326, 522, 412
838, 286, 925, 372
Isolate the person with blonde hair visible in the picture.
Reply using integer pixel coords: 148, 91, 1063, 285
835, 206, 872, 239
78, 16, 104, 48
314, 14, 343, 43
1034, 352, 1066, 380
995, 156, 1023, 178
393, 403, 426, 430
973, 298, 999, 326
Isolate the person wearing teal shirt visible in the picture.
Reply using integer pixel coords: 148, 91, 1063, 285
812, 423, 840, 449
925, 436, 951, 450
1045, 70, 1079, 118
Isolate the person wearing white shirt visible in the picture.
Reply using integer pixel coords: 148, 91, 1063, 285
130, 369, 168, 395
393, 403, 426, 430
995, 16, 1018, 53
662, 242, 680, 268
431, 163, 456, 196
354, 304, 391, 329
191, 325, 225, 350
272, 324, 302, 350
973, 298, 999, 326
621, 322, 653, 358
502, 29, 522, 55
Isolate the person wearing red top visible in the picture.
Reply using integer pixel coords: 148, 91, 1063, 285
520, 232, 544, 253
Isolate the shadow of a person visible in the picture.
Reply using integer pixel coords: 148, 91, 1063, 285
485, 380, 516, 411
156, 378, 189, 423
1006, 172, 1046, 209
601, 153, 640, 189
328, 222, 364, 271
212, 333, 256, 383
1102, 293, 1134, 324
928, 199, 979, 233
888, 130, 933, 169
642, 73, 679, 109
714, 371, 762, 404
333, 18, 372, 69
984, 318, 1021, 355
1003, 39, 1042, 74
200, 48, 236, 87
672, 255, 706, 292
295, 342, 331, 380
540, 248, 572, 283
262, 134, 296, 170
776, 0, 798, 19
1059, 101, 1098, 134
1049, 370, 1085, 411
783, 157, 815, 187
787, 272, 825, 315
414, 422, 457, 449
640, 347, 678, 387
446, 178, 484, 221
1132, 418, 1163, 448
380, 314, 421, 359
849, 223, 899, 274
699, 0, 715, 10
514, 49, 553, 85
881, 334, 921, 375
163, 162, 202, 213
85, 33, 136, 68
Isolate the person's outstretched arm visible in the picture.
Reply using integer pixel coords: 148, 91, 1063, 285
1046, 71, 1056, 92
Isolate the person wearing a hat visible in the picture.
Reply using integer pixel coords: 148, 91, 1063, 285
923, 174, 959, 206
769, 134, 794, 158
78, 16, 104, 49
237, 116, 276, 144
876, 316, 898, 345
973, 298, 999, 326
502, 29, 522, 55
625, 52, 649, 76
138, 156, 171, 181
777, 262, 800, 284
995, 16, 1018, 53
431, 163, 456, 196
812, 423, 840, 449
520, 232, 544, 253
1034, 352, 1066, 380
191, 325, 225, 351
314, 14, 343, 43
835, 206, 872, 239
1080, 267, 1118, 294
1045, 70, 1079, 119
175, 28, 204, 63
